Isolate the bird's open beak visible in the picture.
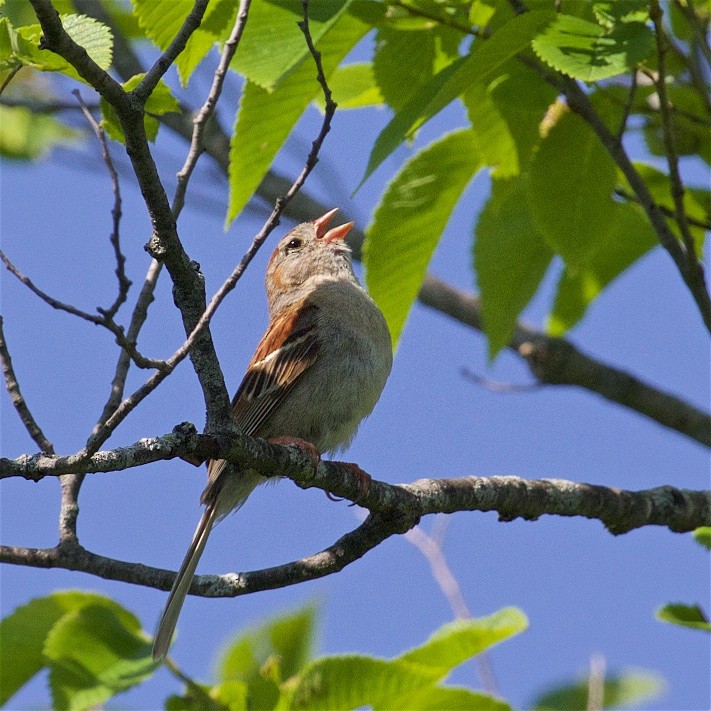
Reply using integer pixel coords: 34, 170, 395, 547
313, 208, 353, 243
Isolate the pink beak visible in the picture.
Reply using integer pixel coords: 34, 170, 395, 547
313, 208, 354, 243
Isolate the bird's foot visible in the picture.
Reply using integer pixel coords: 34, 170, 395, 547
268, 436, 321, 472
325, 462, 371, 506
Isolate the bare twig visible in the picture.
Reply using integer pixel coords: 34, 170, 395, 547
587, 653, 606, 711
72, 89, 131, 320
461, 368, 542, 393
132, 0, 211, 103
0, 316, 55, 454
649, 2, 700, 266
616, 72, 638, 144
173, 0, 252, 219
673, 0, 711, 69
0, 66, 22, 97
404, 523, 499, 695
92, 260, 163, 434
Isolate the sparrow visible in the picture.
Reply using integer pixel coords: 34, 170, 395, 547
152, 208, 393, 660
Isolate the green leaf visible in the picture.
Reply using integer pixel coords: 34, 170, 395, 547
475, 176, 555, 359
463, 61, 557, 177
231, 0, 352, 90
643, 84, 711, 166
100, 72, 179, 144
133, 0, 236, 85
692, 527, 711, 550
618, 162, 709, 251
359, 9, 554, 188
313, 62, 383, 111
364, 129, 481, 347
45, 603, 156, 711
548, 202, 657, 335
279, 656, 442, 711
396, 685, 511, 711
0, 105, 79, 159
528, 110, 617, 265
656, 603, 711, 632
592, 0, 649, 28
0, 17, 20, 70
226, 10, 369, 226
400, 607, 528, 676
532, 14, 653, 81
167, 681, 248, 711
218, 604, 317, 710
15, 14, 113, 77
372, 22, 461, 113
0, 591, 142, 707
533, 668, 665, 710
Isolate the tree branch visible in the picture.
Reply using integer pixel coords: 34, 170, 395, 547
1, 429, 708, 594
0, 317, 55, 454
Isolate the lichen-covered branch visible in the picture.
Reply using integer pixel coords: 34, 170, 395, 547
0, 427, 707, 597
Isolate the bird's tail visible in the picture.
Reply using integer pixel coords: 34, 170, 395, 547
152, 502, 218, 661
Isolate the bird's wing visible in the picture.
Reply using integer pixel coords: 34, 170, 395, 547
203, 301, 320, 499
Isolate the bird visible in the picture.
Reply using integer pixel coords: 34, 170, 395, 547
152, 208, 393, 660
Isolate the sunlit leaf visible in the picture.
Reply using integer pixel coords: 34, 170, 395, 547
532, 14, 653, 81
0, 105, 79, 159
528, 110, 617, 265
656, 603, 711, 632
364, 129, 481, 346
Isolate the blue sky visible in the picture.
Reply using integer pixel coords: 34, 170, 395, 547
1, 32, 710, 710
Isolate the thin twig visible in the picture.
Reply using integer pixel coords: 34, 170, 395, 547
614, 187, 711, 231
461, 368, 542, 393
403, 523, 499, 695
0, 316, 55, 454
0, 66, 22, 97
587, 653, 606, 711
173, 0, 252, 219
649, 2, 699, 264
92, 260, 163, 435
616, 72, 638, 144
72, 89, 131, 320
673, 0, 711, 69
0, 249, 164, 370
132, 0, 211, 103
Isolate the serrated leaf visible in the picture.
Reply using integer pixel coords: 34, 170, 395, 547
656, 603, 711, 632
0, 105, 79, 159
364, 129, 481, 347
100, 72, 179, 144
133, 0, 235, 86
0, 17, 20, 70
692, 527, 711, 550
226, 11, 369, 226
463, 61, 557, 177
395, 685, 511, 711
532, 14, 653, 81
15, 13, 113, 78
313, 62, 383, 111
533, 668, 665, 710
280, 656, 442, 711
45, 603, 156, 711
231, 0, 352, 90
528, 111, 617, 265
400, 607, 528, 676
358, 9, 554, 188
548, 202, 657, 335
0, 591, 141, 707
475, 176, 554, 359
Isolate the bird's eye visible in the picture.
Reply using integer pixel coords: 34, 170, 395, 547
285, 237, 302, 252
